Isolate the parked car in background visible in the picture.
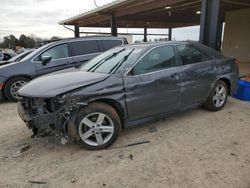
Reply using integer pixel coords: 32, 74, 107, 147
17, 42, 239, 150
0, 36, 127, 101
0, 50, 34, 66
0, 52, 13, 61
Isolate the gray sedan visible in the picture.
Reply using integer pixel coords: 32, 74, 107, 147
17, 42, 239, 150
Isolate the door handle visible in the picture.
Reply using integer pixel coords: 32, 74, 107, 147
170, 73, 180, 80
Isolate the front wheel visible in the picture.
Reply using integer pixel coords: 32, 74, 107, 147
203, 80, 228, 111
4, 77, 30, 102
75, 102, 121, 150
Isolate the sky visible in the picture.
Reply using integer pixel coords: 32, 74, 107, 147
0, 0, 200, 42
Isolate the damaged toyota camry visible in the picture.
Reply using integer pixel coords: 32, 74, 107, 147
17, 42, 239, 150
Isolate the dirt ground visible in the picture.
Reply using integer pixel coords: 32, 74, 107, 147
0, 98, 250, 188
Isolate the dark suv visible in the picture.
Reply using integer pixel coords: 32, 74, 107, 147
0, 36, 127, 101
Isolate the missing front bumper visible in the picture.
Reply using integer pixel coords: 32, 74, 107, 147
17, 101, 80, 141
17, 102, 62, 129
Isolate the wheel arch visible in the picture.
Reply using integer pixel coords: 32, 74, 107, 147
89, 98, 125, 128
218, 77, 231, 95
2, 75, 32, 97
4, 75, 32, 86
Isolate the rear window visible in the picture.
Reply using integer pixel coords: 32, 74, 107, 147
176, 44, 204, 65
70, 40, 100, 56
99, 40, 123, 51
202, 45, 224, 59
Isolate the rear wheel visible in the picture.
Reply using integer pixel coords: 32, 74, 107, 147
203, 80, 228, 111
75, 102, 121, 150
4, 77, 30, 102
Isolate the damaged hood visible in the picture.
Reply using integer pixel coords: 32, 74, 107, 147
19, 69, 109, 98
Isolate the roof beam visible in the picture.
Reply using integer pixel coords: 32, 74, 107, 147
114, 0, 190, 17
222, 0, 250, 6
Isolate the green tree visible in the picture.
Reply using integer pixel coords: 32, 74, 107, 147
1, 35, 18, 49
50, 36, 61, 41
18, 34, 36, 48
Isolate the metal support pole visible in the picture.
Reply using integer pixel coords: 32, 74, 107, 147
199, 0, 223, 50
144, 28, 147, 42
74, 25, 80, 38
111, 15, 117, 36
168, 28, 172, 41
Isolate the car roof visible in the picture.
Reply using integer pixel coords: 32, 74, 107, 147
124, 41, 197, 48
51, 35, 126, 44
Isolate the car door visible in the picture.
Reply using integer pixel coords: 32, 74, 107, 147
123, 45, 183, 121
35, 43, 72, 76
175, 43, 218, 108
69, 40, 101, 67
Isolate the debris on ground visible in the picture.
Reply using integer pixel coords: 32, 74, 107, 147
28, 180, 46, 184
71, 178, 77, 184
110, 140, 150, 150
119, 154, 124, 159
19, 145, 30, 153
230, 153, 237, 156
129, 154, 133, 160
149, 126, 158, 133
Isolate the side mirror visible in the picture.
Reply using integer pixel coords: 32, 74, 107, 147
41, 56, 52, 66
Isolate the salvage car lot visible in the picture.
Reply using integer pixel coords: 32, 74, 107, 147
0, 98, 250, 187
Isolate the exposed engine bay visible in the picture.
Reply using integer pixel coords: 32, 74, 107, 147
17, 97, 81, 143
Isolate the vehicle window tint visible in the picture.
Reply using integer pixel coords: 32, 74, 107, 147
176, 44, 205, 65
202, 45, 223, 59
132, 46, 177, 75
4, 53, 12, 60
70, 40, 99, 56
40, 44, 69, 60
100, 40, 122, 51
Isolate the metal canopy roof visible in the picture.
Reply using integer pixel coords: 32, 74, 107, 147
59, 0, 250, 28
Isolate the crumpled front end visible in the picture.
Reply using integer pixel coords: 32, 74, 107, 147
17, 97, 80, 142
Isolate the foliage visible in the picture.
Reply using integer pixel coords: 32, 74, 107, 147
0, 34, 37, 49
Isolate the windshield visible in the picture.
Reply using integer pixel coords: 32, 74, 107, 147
81, 46, 143, 74
9, 50, 33, 62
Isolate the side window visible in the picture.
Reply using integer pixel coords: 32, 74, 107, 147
40, 44, 69, 61
202, 45, 223, 59
176, 44, 204, 65
132, 46, 177, 75
100, 40, 122, 51
4, 53, 12, 60
70, 40, 99, 56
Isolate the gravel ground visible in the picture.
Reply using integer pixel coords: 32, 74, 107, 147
0, 98, 250, 188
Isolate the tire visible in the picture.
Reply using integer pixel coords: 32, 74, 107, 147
4, 77, 30, 102
203, 80, 228, 111
75, 102, 121, 150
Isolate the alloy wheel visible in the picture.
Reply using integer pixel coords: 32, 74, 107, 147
213, 84, 227, 108
78, 112, 115, 146
10, 80, 28, 100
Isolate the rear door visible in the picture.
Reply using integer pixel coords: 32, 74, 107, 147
34, 43, 72, 76
123, 45, 183, 121
175, 43, 218, 107
69, 40, 101, 67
